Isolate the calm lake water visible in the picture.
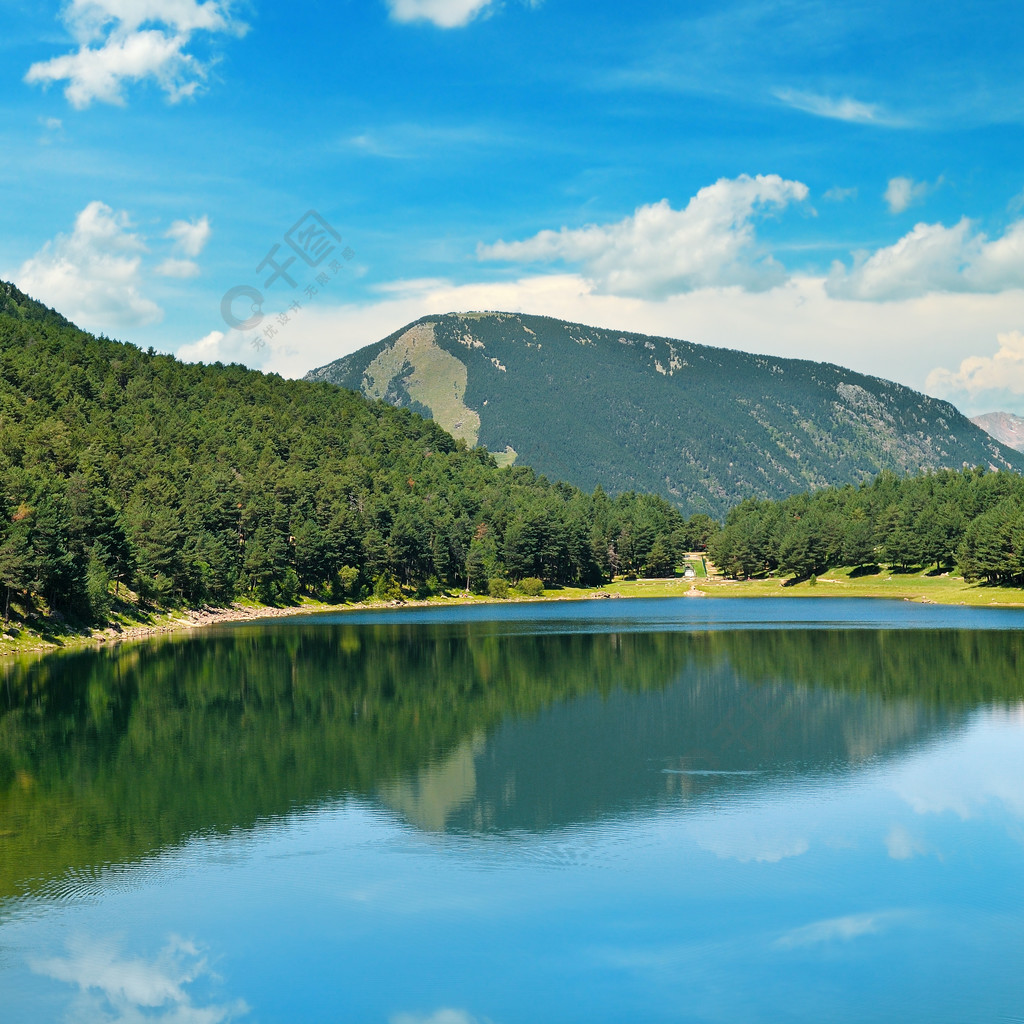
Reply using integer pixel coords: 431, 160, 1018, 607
2, 597, 1023, 1023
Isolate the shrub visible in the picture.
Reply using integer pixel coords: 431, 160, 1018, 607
372, 572, 402, 601
517, 577, 544, 597
488, 578, 510, 599
331, 565, 360, 602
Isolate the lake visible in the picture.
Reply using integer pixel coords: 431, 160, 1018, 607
2, 597, 1023, 1023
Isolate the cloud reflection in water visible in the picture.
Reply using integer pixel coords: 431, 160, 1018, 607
31, 935, 248, 1023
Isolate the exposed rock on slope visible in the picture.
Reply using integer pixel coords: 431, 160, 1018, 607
972, 411, 1024, 453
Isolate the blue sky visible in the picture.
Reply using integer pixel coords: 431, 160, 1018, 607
3, 0, 1024, 413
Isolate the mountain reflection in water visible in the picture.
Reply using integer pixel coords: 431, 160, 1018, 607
2, 609, 1023, 901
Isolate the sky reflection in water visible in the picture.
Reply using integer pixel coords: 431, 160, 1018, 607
1, 599, 1022, 1023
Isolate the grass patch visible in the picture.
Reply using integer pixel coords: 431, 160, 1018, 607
363, 322, 481, 447
696, 564, 1024, 606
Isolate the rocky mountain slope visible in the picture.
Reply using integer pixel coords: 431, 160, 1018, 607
971, 411, 1024, 452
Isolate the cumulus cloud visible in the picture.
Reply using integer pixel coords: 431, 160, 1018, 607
773, 88, 897, 125
25, 0, 244, 108
156, 215, 211, 277
15, 200, 162, 328
166, 215, 211, 257
385, 0, 496, 28
827, 217, 1024, 300
926, 330, 1024, 402
26, 30, 198, 107
178, 329, 227, 362
32, 935, 248, 1023
479, 174, 810, 298
884, 176, 930, 214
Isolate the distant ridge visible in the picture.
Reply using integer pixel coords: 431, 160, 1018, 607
306, 311, 1024, 517
971, 411, 1024, 452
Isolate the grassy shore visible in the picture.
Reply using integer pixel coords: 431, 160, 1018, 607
3, 562, 1023, 660
603, 563, 1024, 607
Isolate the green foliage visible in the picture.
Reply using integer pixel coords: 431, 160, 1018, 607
85, 551, 112, 620
331, 565, 361, 602
709, 466, 1024, 587
1, 622, 1020, 900
0, 286, 695, 622
517, 577, 544, 597
307, 311, 1024, 518
487, 577, 510, 599
372, 572, 403, 601
643, 536, 676, 577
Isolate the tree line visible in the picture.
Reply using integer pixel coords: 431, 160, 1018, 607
708, 465, 1024, 584
0, 284, 714, 623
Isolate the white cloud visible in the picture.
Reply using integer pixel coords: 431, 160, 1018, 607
773, 88, 897, 125
156, 215, 211, 277
14, 200, 163, 328
824, 186, 858, 202
166, 215, 211, 257
155, 257, 202, 278
65, 0, 231, 41
26, 30, 197, 108
884, 176, 930, 214
827, 217, 1024, 300
179, 269, 1024, 405
25, 0, 244, 108
391, 1010, 488, 1024
773, 911, 904, 949
968, 219, 1024, 290
32, 935, 249, 1023
479, 174, 810, 298
828, 219, 972, 300
178, 329, 227, 361
385, 0, 495, 28
927, 330, 1024, 404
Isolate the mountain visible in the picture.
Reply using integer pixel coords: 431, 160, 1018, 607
305, 312, 1024, 517
971, 411, 1024, 452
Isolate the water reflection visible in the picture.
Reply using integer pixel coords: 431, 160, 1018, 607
1, 604, 1023, 1023
30, 935, 248, 1022
3, 611, 1023, 900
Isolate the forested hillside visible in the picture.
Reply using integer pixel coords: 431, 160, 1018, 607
709, 466, 1024, 584
0, 283, 709, 625
306, 312, 1024, 517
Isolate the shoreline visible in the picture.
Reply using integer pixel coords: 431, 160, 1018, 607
5, 568, 1024, 660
